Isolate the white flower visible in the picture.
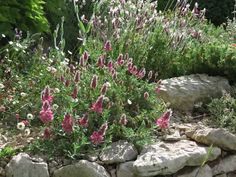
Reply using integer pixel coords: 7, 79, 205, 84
24, 128, 31, 136
17, 122, 25, 130
71, 98, 78, 103
27, 113, 34, 120
0, 83, 5, 89
20, 92, 27, 97
52, 104, 59, 110
9, 41, 13, 45
1, 34, 6, 38
127, 99, 132, 105
54, 88, 60, 93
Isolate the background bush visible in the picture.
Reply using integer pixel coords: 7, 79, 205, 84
0, 0, 49, 37
157, 0, 235, 26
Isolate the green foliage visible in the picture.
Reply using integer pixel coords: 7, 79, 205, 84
0, 0, 49, 37
208, 92, 236, 133
44, 0, 95, 50
0, 146, 16, 158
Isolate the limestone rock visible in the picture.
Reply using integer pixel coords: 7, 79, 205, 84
0, 167, 5, 177
133, 140, 221, 176
164, 130, 181, 141
99, 140, 138, 164
186, 127, 236, 151
5, 153, 49, 177
212, 155, 236, 175
215, 174, 227, 177
117, 161, 136, 177
53, 160, 110, 177
157, 74, 230, 111
228, 172, 236, 177
176, 165, 212, 177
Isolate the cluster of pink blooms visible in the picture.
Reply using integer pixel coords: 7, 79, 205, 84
62, 113, 73, 133
90, 122, 108, 145
91, 95, 104, 114
156, 109, 172, 129
40, 86, 54, 124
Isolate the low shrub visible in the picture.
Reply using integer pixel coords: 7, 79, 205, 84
208, 92, 236, 133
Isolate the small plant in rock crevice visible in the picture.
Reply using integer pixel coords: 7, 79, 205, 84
208, 92, 236, 133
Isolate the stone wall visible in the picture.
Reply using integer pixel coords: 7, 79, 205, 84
1, 125, 236, 177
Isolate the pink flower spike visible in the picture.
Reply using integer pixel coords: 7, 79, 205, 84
40, 108, 54, 124
90, 75, 98, 89
137, 68, 146, 79
100, 83, 108, 95
107, 60, 113, 72
74, 71, 81, 83
156, 110, 172, 129
62, 113, 73, 134
43, 127, 51, 139
15, 114, 20, 120
71, 86, 79, 99
97, 55, 105, 68
91, 95, 104, 113
103, 40, 112, 52
83, 51, 89, 62
98, 122, 108, 136
117, 54, 124, 65
90, 131, 104, 145
41, 86, 53, 104
79, 56, 85, 67
78, 113, 89, 128
148, 70, 153, 80
22, 120, 29, 126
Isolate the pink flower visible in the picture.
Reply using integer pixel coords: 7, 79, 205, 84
107, 60, 113, 72
103, 40, 112, 52
78, 113, 89, 128
100, 83, 108, 95
22, 120, 29, 126
98, 122, 108, 136
74, 71, 81, 83
117, 54, 124, 65
65, 79, 70, 87
41, 86, 53, 104
144, 92, 149, 99
71, 86, 78, 99
90, 131, 104, 145
156, 110, 172, 129
119, 114, 128, 125
43, 127, 51, 139
91, 95, 104, 113
90, 75, 98, 89
79, 56, 84, 67
40, 101, 54, 124
62, 113, 73, 133
83, 51, 89, 62
131, 65, 138, 75
97, 55, 105, 68
137, 68, 146, 79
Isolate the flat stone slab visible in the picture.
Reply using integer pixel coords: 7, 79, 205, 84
186, 126, 236, 151
133, 140, 221, 176
99, 140, 138, 164
157, 74, 230, 111
53, 160, 110, 177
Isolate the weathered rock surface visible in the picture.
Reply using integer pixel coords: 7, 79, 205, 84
215, 174, 227, 177
176, 165, 212, 177
5, 153, 49, 177
0, 167, 5, 177
228, 172, 236, 177
157, 74, 230, 111
99, 140, 138, 164
186, 127, 236, 151
117, 161, 136, 177
133, 140, 221, 176
53, 160, 110, 177
212, 155, 236, 175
